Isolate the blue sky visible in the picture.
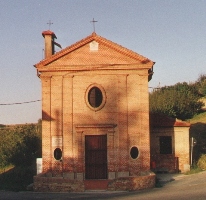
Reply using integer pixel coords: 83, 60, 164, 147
0, 0, 205, 124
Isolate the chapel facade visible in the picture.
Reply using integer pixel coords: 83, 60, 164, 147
33, 30, 155, 192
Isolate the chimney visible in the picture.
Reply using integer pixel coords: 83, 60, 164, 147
42, 30, 57, 59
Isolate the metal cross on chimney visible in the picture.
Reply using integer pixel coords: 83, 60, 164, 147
90, 18, 98, 32
47, 20, 53, 30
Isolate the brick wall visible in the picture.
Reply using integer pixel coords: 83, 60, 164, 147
174, 126, 190, 172
40, 70, 151, 176
150, 126, 190, 173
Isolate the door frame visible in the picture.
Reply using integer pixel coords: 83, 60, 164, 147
75, 124, 116, 180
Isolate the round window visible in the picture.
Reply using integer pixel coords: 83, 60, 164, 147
54, 148, 62, 160
85, 84, 106, 111
88, 87, 103, 108
130, 146, 139, 159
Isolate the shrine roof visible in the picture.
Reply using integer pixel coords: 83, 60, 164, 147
34, 32, 154, 68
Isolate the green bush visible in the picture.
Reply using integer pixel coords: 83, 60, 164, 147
197, 154, 206, 170
0, 122, 42, 167
150, 79, 205, 120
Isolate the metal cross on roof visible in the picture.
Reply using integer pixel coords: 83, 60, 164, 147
90, 18, 98, 32
47, 20, 53, 30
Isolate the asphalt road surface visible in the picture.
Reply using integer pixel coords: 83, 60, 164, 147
1, 171, 206, 200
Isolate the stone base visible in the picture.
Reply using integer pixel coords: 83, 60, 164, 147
33, 172, 156, 192
33, 175, 84, 192
84, 180, 109, 190
108, 172, 156, 191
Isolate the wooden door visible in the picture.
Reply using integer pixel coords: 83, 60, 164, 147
85, 135, 107, 179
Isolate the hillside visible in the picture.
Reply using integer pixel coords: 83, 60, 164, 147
188, 110, 206, 162
188, 111, 206, 124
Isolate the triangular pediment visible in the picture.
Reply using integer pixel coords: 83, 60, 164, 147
35, 32, 154, 71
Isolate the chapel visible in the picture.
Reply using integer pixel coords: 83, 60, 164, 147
33, 30, 156, 192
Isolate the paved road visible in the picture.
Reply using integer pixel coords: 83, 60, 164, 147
1, 171, 206, 200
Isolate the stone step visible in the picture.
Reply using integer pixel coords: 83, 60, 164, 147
84, 180, 109, 190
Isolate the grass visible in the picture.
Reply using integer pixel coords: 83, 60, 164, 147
188, 111, 206, 124
0, 164, 14, 174
184, 166, 203, 175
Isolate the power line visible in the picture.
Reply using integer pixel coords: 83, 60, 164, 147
0, 100, 41, 106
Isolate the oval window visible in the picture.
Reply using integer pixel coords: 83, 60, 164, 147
88, 86, 103, 108
54, 148, 62, 160
130, 146, 139, 159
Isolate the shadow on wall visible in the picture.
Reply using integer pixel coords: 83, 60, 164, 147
150, 113, 179, 173
42, 110, 55, 121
